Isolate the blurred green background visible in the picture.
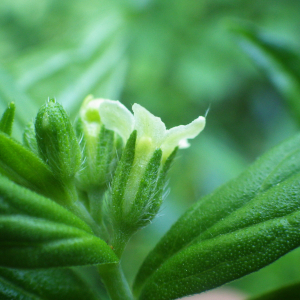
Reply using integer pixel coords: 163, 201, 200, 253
1, 0, 300, 297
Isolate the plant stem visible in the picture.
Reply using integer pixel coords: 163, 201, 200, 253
98, 263, 134, 300
111, 228, 131, 258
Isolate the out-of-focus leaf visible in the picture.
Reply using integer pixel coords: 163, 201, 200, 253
0, 68, 37, 136
231, 22, 300, 123
134, 133, 300, 298
0, 267, 100, 300
18, 15, 121, 91
0, 131, 70, 205
58, 37, 127, 117
249, 282, 300, 300
0, 102, 15, 136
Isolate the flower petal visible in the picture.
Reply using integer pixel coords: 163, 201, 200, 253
132, 104, 166, 147
98, 100, 134, 143
79, 95, 104, 137
161, 116, 206, 158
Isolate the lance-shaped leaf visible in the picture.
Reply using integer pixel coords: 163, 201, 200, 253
0, 267, 101, 300
0, 102, 15, 136
230, 22, 300, 124
0, 175, 117, 268
0, 215, 118, 268
138, 209, 300, 300
0, 174, 91, 233
0, 131, 71, 205
249, 282, 300, 300
134, 133, 300, 295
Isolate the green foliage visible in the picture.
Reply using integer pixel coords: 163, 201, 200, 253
0, 174, 91, 233
0, 131, 70, 205
0, 174, 118, 269
231, 22, 300, 124
0, 267, 99, 300
0, 215, 117, 268
0, 102, 15, 135
134, 133, 300, 299
1, 2, 300, 297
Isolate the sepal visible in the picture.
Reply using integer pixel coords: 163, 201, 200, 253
0, 102, 15, 136
105, 132, 177, 255
23, 121, 39, 154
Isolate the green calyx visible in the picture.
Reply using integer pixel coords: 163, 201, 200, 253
105, 131, 177, 255
35, 99, 81, 181
23, 121, 39, 154
76, 118, 119, 191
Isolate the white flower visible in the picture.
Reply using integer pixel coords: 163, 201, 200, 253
97, 100, 206, 162
80, 96, 206, 231
81, 97, 205, 203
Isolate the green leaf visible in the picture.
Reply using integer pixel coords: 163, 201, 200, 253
134, 133, 300, 298
0, 102, 15, 136
249, 282, 300, 300
0, 67, 37, 138
0, 267, 100, 300
0, 174, 91, 233
230, 22, 300, 123
0, 175, 118, 268
59, 37, 126, 117
0, 131, 71, 205
139, 208, 300, 300
0, 215, 118, 268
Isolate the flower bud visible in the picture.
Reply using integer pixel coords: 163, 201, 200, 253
75, 96, 122, 192
97, 99, 205, 241
35, 99, 81, 180
105, 130, 177, 241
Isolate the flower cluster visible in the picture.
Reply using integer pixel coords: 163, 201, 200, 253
79, 97, 205, 242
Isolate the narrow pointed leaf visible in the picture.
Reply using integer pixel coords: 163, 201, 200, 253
134, 133, 300, 294
0, 215, 118, 268
231, 22, 300, 123
0, 131, 71, 205
0, 174, 91, 233
0, 67, 37, 138
0, 267, 101, 300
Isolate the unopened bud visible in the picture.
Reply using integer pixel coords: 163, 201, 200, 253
35, 99, 81, 180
